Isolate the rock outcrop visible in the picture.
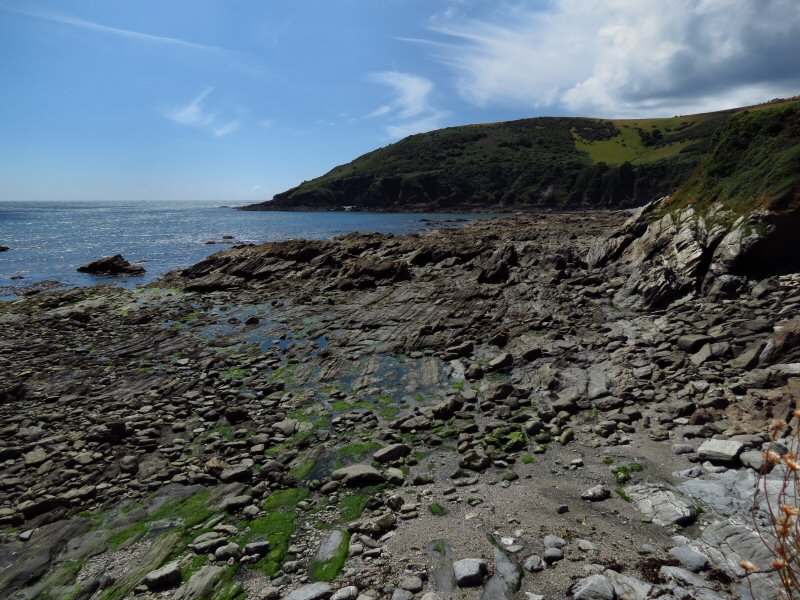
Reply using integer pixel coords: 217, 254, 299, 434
587, 198, 776, 308
77, 254, 146, 276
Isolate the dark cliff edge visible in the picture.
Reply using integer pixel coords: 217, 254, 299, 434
588, 98, 800, 308
241, 107, 762, 213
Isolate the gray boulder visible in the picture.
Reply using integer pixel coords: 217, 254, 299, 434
331, 464, 385, 487
283, 583, 333, 600
143, 561, 182, 591
628, 485, 697, 526
571, 574, 616, 600
697, 439, 744, 464
453, 558, 489, 587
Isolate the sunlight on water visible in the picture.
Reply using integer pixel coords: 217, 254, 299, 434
0, 201, 497, 295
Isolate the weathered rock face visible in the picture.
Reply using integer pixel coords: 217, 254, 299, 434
588, 197, 780, 308
77, 254, 146, 276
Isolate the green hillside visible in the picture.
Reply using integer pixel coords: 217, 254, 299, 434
243, 98, 798, 212
665, 99, 800, 219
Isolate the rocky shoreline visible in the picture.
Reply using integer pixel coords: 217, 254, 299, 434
1, 211, 797, 600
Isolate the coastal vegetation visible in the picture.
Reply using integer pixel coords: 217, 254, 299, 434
243, 98, 798, 212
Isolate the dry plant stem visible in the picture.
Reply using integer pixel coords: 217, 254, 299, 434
748, 415, 800, 599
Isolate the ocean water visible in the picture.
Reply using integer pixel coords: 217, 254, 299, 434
0, 201, 498, 298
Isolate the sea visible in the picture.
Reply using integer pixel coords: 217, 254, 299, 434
0, 201, 499, 299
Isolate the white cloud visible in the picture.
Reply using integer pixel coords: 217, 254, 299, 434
366, 71, 449, 138
165, 88, 240, 137
212, 120, 241, 137
420, 0, 800, 116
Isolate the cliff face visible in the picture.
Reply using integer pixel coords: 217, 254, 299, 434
242, 108, 754, 212
589, 100, 800, 308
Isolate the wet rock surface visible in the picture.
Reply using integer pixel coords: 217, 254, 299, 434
77, 254, 146, 276
0, 211, 797, 599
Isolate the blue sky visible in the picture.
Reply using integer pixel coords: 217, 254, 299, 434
1, 0, 799, 202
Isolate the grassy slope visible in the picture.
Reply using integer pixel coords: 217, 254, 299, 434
664, 99, 800, 219
246, 98, 798, 211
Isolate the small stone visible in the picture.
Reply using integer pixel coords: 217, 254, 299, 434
119, 455, 139, 473
453, 558, 489, 587
214, 542, 242, 561
219, 465, 251, 483
283, 583, 333, 600
220, 494, 253, 512
373, 444, 411, 464
740, 449, 765, 471
331, 464, 385, 487
523, 554, 544, 572
488, 352, 513, 371
543, 534, 567, 548
143, 561, 182, 591
581, 485, 611, 502
331, 586, 359, 600
24, 447, 48, 467
399, 576, 423, 592
542, 547, 563, 564
245, 540, 270, 556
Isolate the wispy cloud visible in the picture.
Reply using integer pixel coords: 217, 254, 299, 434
0, 5, 225, 52
366, 71, 448, 138
165, 89, 240, 137
415, 0, 800, 117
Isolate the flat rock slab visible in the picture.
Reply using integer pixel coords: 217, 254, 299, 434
143, 561, 182, 591
331, 464, 385, 487
698, 439, 744, 464
174, 565, 225, 600
373, 443, 411, 464
628, 484, 696, 526
309, 529, 348, 580
680, 468, 757, 516
283, 582, 333, 600
700, 521, 774, 577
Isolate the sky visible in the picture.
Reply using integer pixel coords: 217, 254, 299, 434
1, 0, 799, 202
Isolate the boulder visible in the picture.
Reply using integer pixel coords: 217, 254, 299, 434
668, 546, 709, 572
697, 439, 744, 464
143, 561, 182, 591
331, 464, 385, 487
627, 485, 697, 526
283, 583, 333, 600
373, 444, 411, 464
677, 334, 713, 353
581, 485, 611, 502
452, 558, 489, 587
571, 574, 616, 600
77, 254, 145, 276
174, 565, 225, 600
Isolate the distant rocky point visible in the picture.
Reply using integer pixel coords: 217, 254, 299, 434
77, 254, 146, 276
